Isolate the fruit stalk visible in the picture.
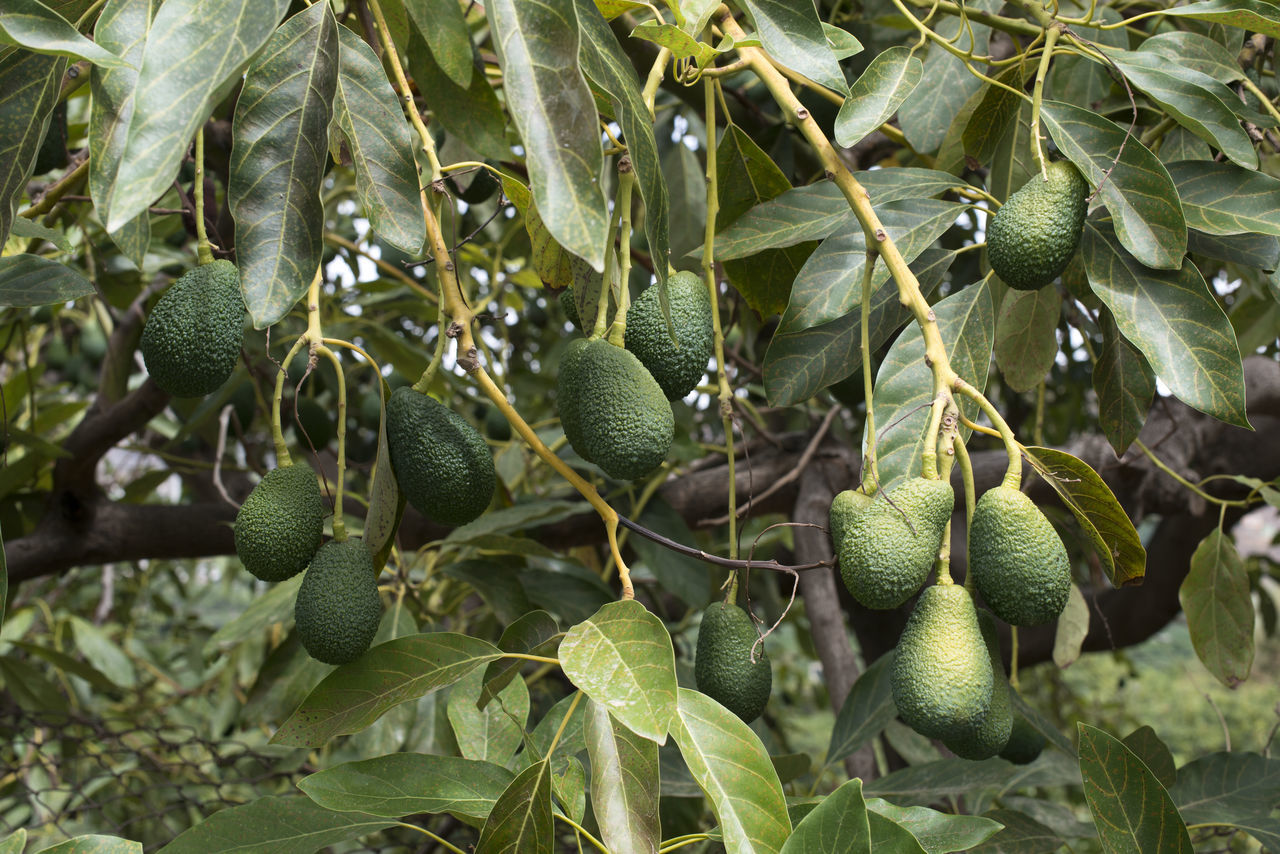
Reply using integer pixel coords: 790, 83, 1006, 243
607, 161, 635, 348
1028, 24, 1062, 178
193, 128, 214, 265
315, 343, 347, 542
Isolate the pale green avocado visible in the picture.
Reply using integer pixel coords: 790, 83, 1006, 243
556, 338, 674, 481
234, 464, 324, 582
829, 488, 875, 555
141, 260, 245, 397
986, 160, 1088, 291
1000, 708, 1048, 764
695, 601, 772, 723
624, 271, 715, 401
839, 478, 953, 609
294, 538, 381, 665
891, 583, 994, 741
969, 486, 1071, 626
941, 608, 1013, 760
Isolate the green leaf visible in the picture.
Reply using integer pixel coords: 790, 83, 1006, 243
480, 609, 562, 709
1163, 0, 1280, 38
1179, 527, 1254, 687
585, 699, 661, 854
1093, 308, 1155, 455
10, 641, 117, 691
993, 285, 1060, 393
0, 254, 93, 306
868, 281, 995, 490
9, 216, 71, 251
1166, 159, 1280, 237
105, 0, 291, 231
559, 599, 678, 744
489, 0, 608, 272
628, 21, 717, 66
0, 830, 20, 854
406, 29, 507, 161
34, 837, 140, 854
1138, 31, 1245, 84
1121, 726, 1177, 789
0, 49, 64, 246
866, 799, 1005, 853
332, 25, 425, 256
364, 377, 404, 573
0, 656, 68, 712
476, 758, 554, 854
404, 0, 471, 87
826, 651, 895, 765
863, 758, 1021, 803
670, 688, 792, 854
0, 1, 126, 67
740, 0, 846, 92
1041, 99, 1186, 269
67, 614, 136, 688
972, 808, 1062, 853
957, 65, 1032, 169
1077, 723, 1193, 854
836, 47, 922, 147
1051, 583, 1089, 669
229, 3, 338, 329
631, 498, 716, 609
0, 527, 6, 631
299, 753, 514, 820
448, 665, 529, 765
780, 778, 871, 854
1022, 446, 1146, 588
271, 632, 502, 747
1171, 751, 1280, 826
552, 755, 586, 823
1009, 691, 1076, 758
1082, 218, 1249, 428
155, 795, 392, 854
868, 812, 928, 853
203, 574, 304, 656
898, 4, 995, 153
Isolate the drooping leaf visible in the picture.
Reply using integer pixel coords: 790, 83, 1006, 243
558, 599, 678, 744
898, 3, 996, 153
0, 1, 126, 67
1162, 0, 1280, 38
780, 778, 871, 854
1077, 723, 1193, 854
1171, 751, 1280, 830
479, 609, 562, 709
994, 287, 1060, 393
836, 46, 922, 147
364, 376, 404, 573
1179, 527, 1254, 687
1166, 159, 1280, 236
585, 699, 661, 854
475, 758, 554, 854
0, 254, 93, 307
447, 665, 529, 766
1121, 726, 1177, 789
105, 0, 291, 231
957, 65, 1032, 170
406, 29, 507, 161
739, 0, 846, 92
863, 758, 1027, 804
826, 651, 895, 765
1052, 583, 1089, 669
403, 0, 472, 87
972, 809, 1062, 853
488, 0, 608, 271
628, 21, 718, 66
0, 49, 65, 247
866, 799, 1005, 853
154, 795, 394, 854
299, 753, 514, 820
670, 688, 792, 854
1092, 308, 1155, 455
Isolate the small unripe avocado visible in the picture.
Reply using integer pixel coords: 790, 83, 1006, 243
386, 386, 496, 526
941, 609, 1013, 760
141, 260, 245, 397
1000, 709, 1048, 764
624, 272, 715, 401
294, 538, 381, 665
891, 583, 994, 742
234, 464, 325, 582
839, 478, 954, 609
969, 486, 1071, 626
986, 160, 1088, 291
695, 601, 772, 723
556, 338, 674, 481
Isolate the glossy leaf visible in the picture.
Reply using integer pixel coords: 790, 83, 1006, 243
1166, 159, 1280, 236
836, 47, 922, 147
958, 65, 1031, 170
0, 1, 125, 67
0, 49, 64, 247
1041, 99, 1186, 269
559, 600, 677, 744
0, 254, 93, 306
1180, 527, 1254, 687
1022, 446, 1145, 588
271, 633, 502, 747
1052, 583, 1089, 669
740, 0, 846, 92
670, 688, 792, 854
489, 0, 608, 272
780, 778, 871, 854
1138, 30, 1245, 83
448, 665, 529, 766
898, 4, 995, 153
972, 809, 1061, 853
480, 610, 561, 709
826, 651, 895, 765
868, 813, 928, 853
629, 21, 717, 66
364, 376, 404, 573
407, 28, 507, 161
1121, 726, 1177, 789
1093, 308, 1155, 455
585, 699, 661, 854
1082, 218, 1249, 428
866, 799, 1004, 852
105, 0, 290, 231
155, 795, 394, 854
1077, 723, 1193, 854
475, 758, 553, 854
332, 25, 425, 256
993, 287, 1060, 392
403, 0, 471, 87
299, 753, 514, 821
1171, 751, 1280, 827
1163, 0, 1280, 38
34, 837, 140, 854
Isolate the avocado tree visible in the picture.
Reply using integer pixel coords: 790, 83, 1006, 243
2, 0, 1280, 851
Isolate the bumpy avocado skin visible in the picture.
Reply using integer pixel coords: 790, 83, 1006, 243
294, 539, 381, 665
141, 260, 245, 397
942, 609, 1013, 760
560, 287, 582, 330
987, 160, 1088, 291
969, 486, 1071, 626
829, 488, 875, 552
234, 464, 324, 582
891, 583, 994, 741
556, 338, 674, 481
1000, 709, 1048, 764
695, 602, 772, 723
839, 478, 954, 609
386, 387, 496, 527
624, 272, 715, 401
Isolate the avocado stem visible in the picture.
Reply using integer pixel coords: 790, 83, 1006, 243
952, 436, 978, 594
859, 250, 881, 491
193, 129, 214, 266
607, 162, 636, 348
1028, 24, 1062, 180
315, 344, 347, 543
273, 335, 310, 466
954, 378, 1023, 488
591, 200, 624, 341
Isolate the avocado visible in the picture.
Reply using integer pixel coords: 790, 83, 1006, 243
969, 486, 1071, 626
695, 601, 772, 723
556, 337, 674, 481
839, 477, 953, 609
559, 287, 583, 330
294, 538, 382, 665
229, 381, 256, 429
234, 464, 325, 582
941, 609, 1013, 760
1000, 708, 1048, 764
624, 271, 715, 401
291, 396, 333, 449
140, 260, 245, 397
891, 583, 994, 741
986, 160, 1088, 291
386, 386, 496, 526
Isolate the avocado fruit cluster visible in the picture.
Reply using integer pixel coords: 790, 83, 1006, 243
969, 486, 1071, 626
141, 259, 246, 397
294, 538, 382, 665
386, 386, 496, 526
695, 601, 772, 723
624, 271, 715, 401
234, 463, 325, 583
556, 337, 674, 481
986, 160, 1088, 291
